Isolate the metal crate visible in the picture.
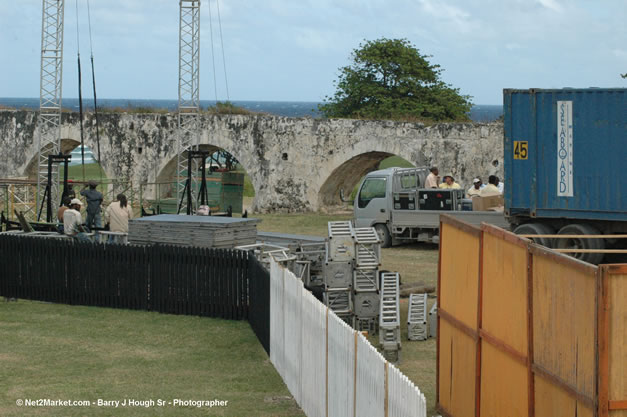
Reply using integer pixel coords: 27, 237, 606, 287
353, 316, 378, 334
294, 260, 310, 283
355, 245, 380, 269
353, 268, 379, 292
353, 227, 381, 268
323, 261, 353, 289
269, 249, 297, 271
380, 328, 401, 363
327, 221, 355, 262
308, 270, 325, 288
323, 288, 352, 315
353, 291, 380, 318
379, 272, 401, 362
407, 293, 428, 341
296, 242, 326, 264
235, 243, 290, 269
335, 312, 353, 326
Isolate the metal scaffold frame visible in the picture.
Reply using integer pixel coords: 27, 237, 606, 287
177, 0, 201, 215
37, 0, 65, 221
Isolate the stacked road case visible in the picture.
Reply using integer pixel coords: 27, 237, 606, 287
296, 242, 327, 289
379, 272, 401, 362
240, 222, 406, 350
324, 221, 355, 323
352, 227, 381, 333
407, 293, 428, 341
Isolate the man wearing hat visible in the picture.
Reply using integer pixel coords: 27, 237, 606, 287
63, 199, 90, 242
80, 180, 104, 230
438, 175, 461, 189
467, 178, 483, 198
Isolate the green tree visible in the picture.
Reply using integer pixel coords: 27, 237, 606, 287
319, 38, 472, 121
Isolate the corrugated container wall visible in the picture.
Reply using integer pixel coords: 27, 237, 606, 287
503, 88, 626, 221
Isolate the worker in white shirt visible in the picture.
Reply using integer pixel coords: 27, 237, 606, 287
105, 194, 133, 234
480, 175, 501, 196
423, 167, 440, 188
438, 175, 461, 189
63, 198, 90, 242
496, 176, 504, 194
467, 178, 483, 198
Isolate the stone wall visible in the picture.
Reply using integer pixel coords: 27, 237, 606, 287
0, 109, 504, 212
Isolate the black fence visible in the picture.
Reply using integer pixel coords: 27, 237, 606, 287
0, 235, 270, 352
248, 256, 270, 354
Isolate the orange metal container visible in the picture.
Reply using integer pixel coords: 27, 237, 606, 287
437, 214, 627, 417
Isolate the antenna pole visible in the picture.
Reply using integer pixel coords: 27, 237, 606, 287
37, 0, 66, 221
177, 0, 201, 215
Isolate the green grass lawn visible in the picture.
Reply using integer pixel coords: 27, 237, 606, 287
252, 212, 352, 237
0, 301, 303, 417
378, 155, 415, 170
2, 209, 438, 415
59, 163, 108, 182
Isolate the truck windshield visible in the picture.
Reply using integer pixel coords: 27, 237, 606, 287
358, 177, 387, 208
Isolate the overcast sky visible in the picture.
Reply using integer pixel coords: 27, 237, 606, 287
1, 0, 625, 104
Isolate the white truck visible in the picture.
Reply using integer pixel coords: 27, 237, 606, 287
352, 167, 509, 247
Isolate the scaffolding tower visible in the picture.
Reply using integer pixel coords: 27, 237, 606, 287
36, 0, 65, 221
177, 0, 201, 215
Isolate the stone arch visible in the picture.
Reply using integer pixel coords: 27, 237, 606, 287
155, 144, 222, 184
316, 140, 429, 207
1, 110, 505, 213
317, 151, 394, 206
22, 138, 115, 180
154, 142, 260, 209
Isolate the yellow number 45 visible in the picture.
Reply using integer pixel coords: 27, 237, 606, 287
514, 141, 528, 160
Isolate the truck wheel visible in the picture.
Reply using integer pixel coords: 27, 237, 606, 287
554, 224, 605, 265
374, 224, 392, 248
513, 223, 554, 248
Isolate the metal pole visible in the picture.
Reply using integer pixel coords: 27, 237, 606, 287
46, 155, 53, 222
61, 154, 70, 204
37, 0, 65, 222
200, 153, 207, 206
187, 151, 193, 215
177, 0, 201, 215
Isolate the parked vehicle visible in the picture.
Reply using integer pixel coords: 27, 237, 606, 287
504, 88, 627, 264
353, 167, 508, 247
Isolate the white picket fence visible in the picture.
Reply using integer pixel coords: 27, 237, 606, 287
270, 260, 427, 417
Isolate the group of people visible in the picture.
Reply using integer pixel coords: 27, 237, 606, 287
423, 167, 504, 198
56, 180, 132, 242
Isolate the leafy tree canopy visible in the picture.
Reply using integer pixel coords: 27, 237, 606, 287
319, 38, 472, 122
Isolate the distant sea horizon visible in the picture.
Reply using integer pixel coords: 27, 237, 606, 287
0, 97, 503, 122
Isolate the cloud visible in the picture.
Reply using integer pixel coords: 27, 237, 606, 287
293, 28, 339, 51
2, 0, 626, 103
418, 0, 476, 33
537, 0, 563, 13
613, 49, 627, 60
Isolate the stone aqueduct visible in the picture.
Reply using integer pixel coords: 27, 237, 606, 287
0, 110, 503, 212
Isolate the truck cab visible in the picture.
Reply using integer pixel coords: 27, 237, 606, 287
354, 167, 508, 247
353, 168, 402, 228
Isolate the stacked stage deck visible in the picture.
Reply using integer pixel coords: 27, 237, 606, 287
129, 215, 260, 248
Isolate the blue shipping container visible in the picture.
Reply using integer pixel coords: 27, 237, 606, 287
504, 88, 626, 222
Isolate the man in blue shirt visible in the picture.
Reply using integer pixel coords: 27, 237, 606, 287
80, 180, 103, 230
